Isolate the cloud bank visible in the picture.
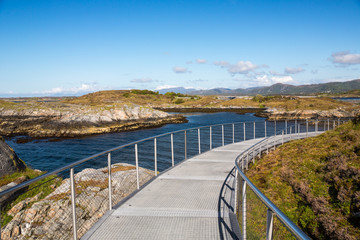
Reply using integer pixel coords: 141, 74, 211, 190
173, 66, 191, 73
285, 67, 305, 74
330, 51, 360, 65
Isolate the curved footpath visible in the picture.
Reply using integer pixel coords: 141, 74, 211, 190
83, 132, 321, 240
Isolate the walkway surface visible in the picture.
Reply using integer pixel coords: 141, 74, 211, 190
83, 132, 321, 240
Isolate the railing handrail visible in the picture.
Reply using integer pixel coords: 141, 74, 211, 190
0, 119, 283, 198
0, 117, 346, 240
234, 123, 314, 239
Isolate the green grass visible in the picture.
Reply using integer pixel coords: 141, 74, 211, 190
1, 169, 62, 227
247, 118, 360, 239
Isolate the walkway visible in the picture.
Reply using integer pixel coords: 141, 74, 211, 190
83, 132, 321, 240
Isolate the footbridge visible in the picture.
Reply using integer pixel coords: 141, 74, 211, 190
0, 119, 346, 240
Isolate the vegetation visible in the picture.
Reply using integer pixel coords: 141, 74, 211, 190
1, 168, 62, 226
247, 118, 360, 239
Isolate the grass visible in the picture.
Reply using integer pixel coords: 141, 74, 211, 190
1, 170, 62, 227
246, 118, 360, 239
0, 168, 42, 187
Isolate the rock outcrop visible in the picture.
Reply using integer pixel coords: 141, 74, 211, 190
256, 108, 360, 120
0, 103, 187, 138
0, 136, 26, 177
1, 163, 154, 240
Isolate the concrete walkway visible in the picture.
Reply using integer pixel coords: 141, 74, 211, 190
83, 132, 321, 240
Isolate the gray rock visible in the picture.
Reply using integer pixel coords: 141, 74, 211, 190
0, 136, 26, 178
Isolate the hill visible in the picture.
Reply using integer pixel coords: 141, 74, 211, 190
189, 79, 360, 96
247, 118, 360, 239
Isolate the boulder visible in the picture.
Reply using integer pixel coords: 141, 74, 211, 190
0, 136, 26, 178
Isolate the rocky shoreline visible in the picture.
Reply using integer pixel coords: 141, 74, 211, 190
0, 103, 187, 138
1, 163, 154, 240
255, 107, 360, 120
155, 106, 360, 120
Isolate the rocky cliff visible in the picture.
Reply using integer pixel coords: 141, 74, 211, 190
1, 163, 154, 240
0, 102, 186, 138
256, 107, 360, 120
0, 137, 26, 177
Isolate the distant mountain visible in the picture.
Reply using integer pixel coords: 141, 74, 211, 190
157, 87, 197, 94
189, 79, 360, 96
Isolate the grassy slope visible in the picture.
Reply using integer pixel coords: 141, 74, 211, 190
1, 91, 354, 112
247, 120, 360, 239
63, 91, 354, 111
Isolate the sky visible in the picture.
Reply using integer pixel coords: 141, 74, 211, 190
1, 0, 360, 97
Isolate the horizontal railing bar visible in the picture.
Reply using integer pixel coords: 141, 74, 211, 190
235, 164, 310, 240
0, 119, 341, 198
0, 119, 272, 197
235, 124, 312, 240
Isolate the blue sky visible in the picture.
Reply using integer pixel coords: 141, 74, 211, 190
1, 0, 360, 96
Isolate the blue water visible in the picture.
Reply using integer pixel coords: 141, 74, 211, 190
5, 112, 295, 174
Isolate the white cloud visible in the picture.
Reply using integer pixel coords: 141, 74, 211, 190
155, 85, 178, 90
330, 51, 360, 65
173, 66, 191, 73
214, 60, 261, 74
214, 61, 229, 67
271, 76, 293, 83
269, 70, 284, 76
155, 85, 199, 90
39, 83, 106, 96
284, 67, 305, 74
228, 61, 258, 74
131, 78, 154, 83
252, 75, 293, 86
196, 59, 207, 64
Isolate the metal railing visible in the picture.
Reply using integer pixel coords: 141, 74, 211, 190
234, 118, 349, 240
0, 118, 347, 239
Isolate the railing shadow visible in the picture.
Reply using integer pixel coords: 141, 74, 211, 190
218, 167, 242, 240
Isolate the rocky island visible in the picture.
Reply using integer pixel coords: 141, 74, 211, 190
0, 91, 187, 138
1, 90, 359, 139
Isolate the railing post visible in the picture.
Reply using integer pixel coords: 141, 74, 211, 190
338, 118, 340, 126
282, 130, 284, 145
253, 122, 256, 139
234, 169, 239, 214
266, 209, 274, 240
246, 152, 249, 170
328, 119, 330, 131
242, 180, 247, 240
274, 120, 277, 136
295, 119, 297, 133
265, 121, 267, 137
232, 123, 235, 143
306, 119, 308, 137
154, 138, 158, 175
252, 149, 255, 164
70, 168, 78, 240
333, 120, 335, 129
273, 136, 276, 150
184, 131, 187, 160
315, 119, 318, 132
198, 128, 201, 154
266, 139, 269, 154
135, 144, 140, 190
243, 122, 246, 141
298, 124, 300, 138
259, 145, 262, 158
108, 153, 112, 210
285, 120, 287, 134
171, 134, 174, 167
222, 125, 224, 146
324, 120, 326, 131
210, 126, 212, 150
290, 127, 292, 140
